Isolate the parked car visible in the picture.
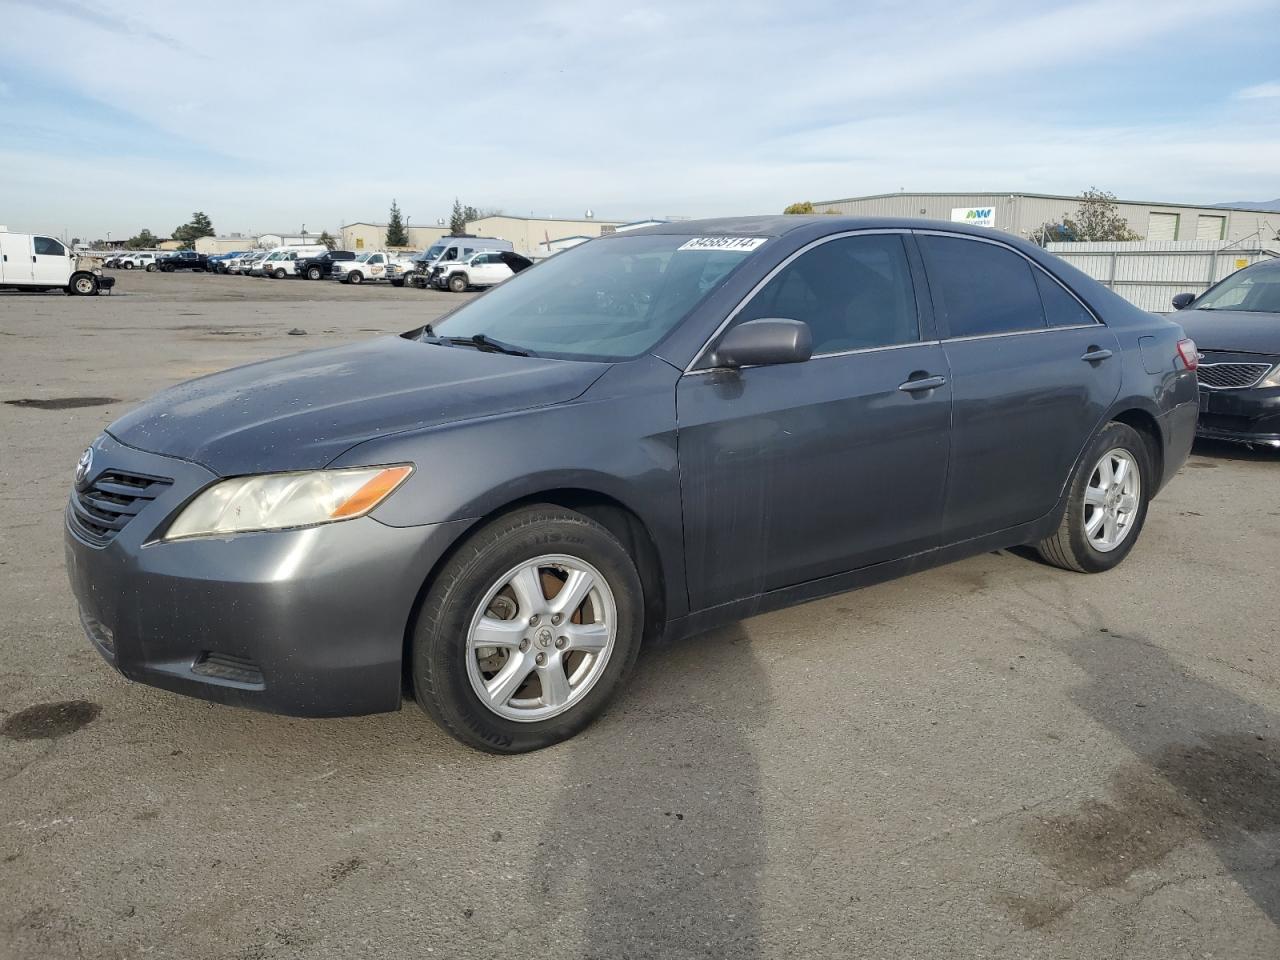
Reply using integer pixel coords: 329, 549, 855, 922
405, 236, 514, 288
154, 251, 209, 272
209, 251, 248, 273
259, 245, 330, 279
0, 231, 111, 295
296, 250, 356, 281
432, 250, 534, 292
227, 251, 264, 275
119, 252, 159, 270
65, 216, 1199, 753
330, 251, 393, 284
1171, 257, 1280, 448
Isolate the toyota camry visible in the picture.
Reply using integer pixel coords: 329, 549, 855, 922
65, 216, 1200, 752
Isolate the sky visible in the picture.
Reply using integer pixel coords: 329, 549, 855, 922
2, 0, 1279, 240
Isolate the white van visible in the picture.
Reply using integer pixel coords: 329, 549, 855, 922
259, 245, 330, 278
401, 235, 514, 288
0, 231, 109, 295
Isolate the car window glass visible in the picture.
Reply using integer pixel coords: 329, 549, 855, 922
1195, 269, 1280, 313
34, 236, 65, 256
1034, 270, 1094, 327
734, 234, 919, 354
920, 235, 1046, 337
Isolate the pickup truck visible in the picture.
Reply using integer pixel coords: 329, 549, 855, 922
330, 251, 416, 284
432, 250, 534, 292
151, 251, 209, 272
296, 250, 356, 281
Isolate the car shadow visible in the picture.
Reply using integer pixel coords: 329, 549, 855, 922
532, 622, 769, 958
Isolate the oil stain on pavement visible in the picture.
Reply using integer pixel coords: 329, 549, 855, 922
2, 700, 101, 740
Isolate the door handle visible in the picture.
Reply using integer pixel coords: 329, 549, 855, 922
1081, 347, 1113, 362
898, 374, 947, 393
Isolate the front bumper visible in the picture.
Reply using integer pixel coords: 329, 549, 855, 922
1197, 385, 1280, 448
64, 433, 470, 717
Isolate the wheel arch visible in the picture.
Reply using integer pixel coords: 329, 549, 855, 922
398, 486, 669, 697
1107, 404, 1164, 497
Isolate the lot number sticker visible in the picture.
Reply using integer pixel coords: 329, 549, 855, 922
677, 237, 768, 252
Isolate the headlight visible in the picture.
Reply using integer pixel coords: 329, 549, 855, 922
1260, 364, 1280, 388
163, 465, 412, 540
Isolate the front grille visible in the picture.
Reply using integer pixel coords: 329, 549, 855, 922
69, 470, 172, 544
1197, 362, 1274, 390
192, 652, 265, 686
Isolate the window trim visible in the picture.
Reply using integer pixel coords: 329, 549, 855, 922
911, 229, 1102, 339
685, 228, 925, 372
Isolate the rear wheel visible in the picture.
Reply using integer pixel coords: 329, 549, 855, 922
1034, 421, 1150, 573
145, 263, 157, 272
412, 506, 643, 753
123, 262, 134, 270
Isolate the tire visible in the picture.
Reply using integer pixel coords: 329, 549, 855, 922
68, 274, 98, 296
307, 266, 322, 281
448, 273, 468, 293
123, 262, 134, 270
1034, 421, 1151, 574
273, 268, 287, 279
163, 264, 175, 273
346, 271, 363, 285
145, 263, 157, 272
412, 505, 644, 753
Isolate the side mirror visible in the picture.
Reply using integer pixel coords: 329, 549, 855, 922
710, 318, 813, 369
1171, 293, 1195, 310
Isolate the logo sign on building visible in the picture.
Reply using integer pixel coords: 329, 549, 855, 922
951, 207, 996, 228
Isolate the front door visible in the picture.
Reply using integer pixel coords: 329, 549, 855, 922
677, 232, 953, 611
916, 232, 1122, 541
32, 236, 69, 286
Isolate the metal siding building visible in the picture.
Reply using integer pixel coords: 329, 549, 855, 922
339, 223, 450, 252
811, 192, 1279, 245
464, 216, 626, 255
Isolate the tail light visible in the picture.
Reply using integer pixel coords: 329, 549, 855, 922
1176, 338, 1199, 371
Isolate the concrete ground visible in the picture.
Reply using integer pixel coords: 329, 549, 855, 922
1, 271, 1278, 959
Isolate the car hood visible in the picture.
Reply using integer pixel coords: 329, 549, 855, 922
1175, 309, 1280, 355
107, 336, 610, 475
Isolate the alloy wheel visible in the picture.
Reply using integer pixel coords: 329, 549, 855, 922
1083, 447, 1141, 552
465, 555, 617, 722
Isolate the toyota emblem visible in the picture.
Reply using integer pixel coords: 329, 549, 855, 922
75, 447, 94, 488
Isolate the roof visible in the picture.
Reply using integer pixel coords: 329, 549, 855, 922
617, 214, 1038, 241
814, 191, 1280, 215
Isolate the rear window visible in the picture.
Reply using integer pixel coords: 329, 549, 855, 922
920, 235, 1045, 337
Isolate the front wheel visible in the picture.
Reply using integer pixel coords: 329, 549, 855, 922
123, 262, 134, 270
307, 266, 322, 281
412, 506, 644, 753
345, 271, 363, 285
145, 264, 157, 272
1034, 421, 1151, 573
448, 273, 468, 293
68, 274, 99, 296
273, 268, 287, 279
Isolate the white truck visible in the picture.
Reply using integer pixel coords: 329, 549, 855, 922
0, 230, 111, 295
330, 251, 417, 284
260, 244, 329, 279
117, 252, 159, 270
401, 236, 514, 288
433, 250, 527, 292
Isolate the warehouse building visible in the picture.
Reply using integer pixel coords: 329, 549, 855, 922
811, 192, 1280, 244
339, 223, 450, 252
463, 215, 627, 255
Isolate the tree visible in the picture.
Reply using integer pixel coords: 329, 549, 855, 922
1031, 188, 1142, 244
126, 228, 160, 249
783, 201, 816, 214
318, 230, 336, 251
171, 211, 216, 249
386, 200, 409, 247
449, 198, 467, 235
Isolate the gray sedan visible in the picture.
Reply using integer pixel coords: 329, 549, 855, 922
65, 216, 1200, 752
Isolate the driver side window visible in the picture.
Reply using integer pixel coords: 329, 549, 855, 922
34, 236, 66, 257
734, 234, 920, 355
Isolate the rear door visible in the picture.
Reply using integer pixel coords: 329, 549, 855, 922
0, 234, 32, 283
677, 231, 953, 609
917, 232, 1121, 542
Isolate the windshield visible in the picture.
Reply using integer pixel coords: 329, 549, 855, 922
432, 234, 764, 360
420, 244, 446, 261
355, 253, 373, 262
1194, 265, 1280, 314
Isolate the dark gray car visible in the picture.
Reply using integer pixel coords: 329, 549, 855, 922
65, 216, 1200, 752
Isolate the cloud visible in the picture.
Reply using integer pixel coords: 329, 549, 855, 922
1235, 81, 1280, 100
1, 0, 1278, 237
